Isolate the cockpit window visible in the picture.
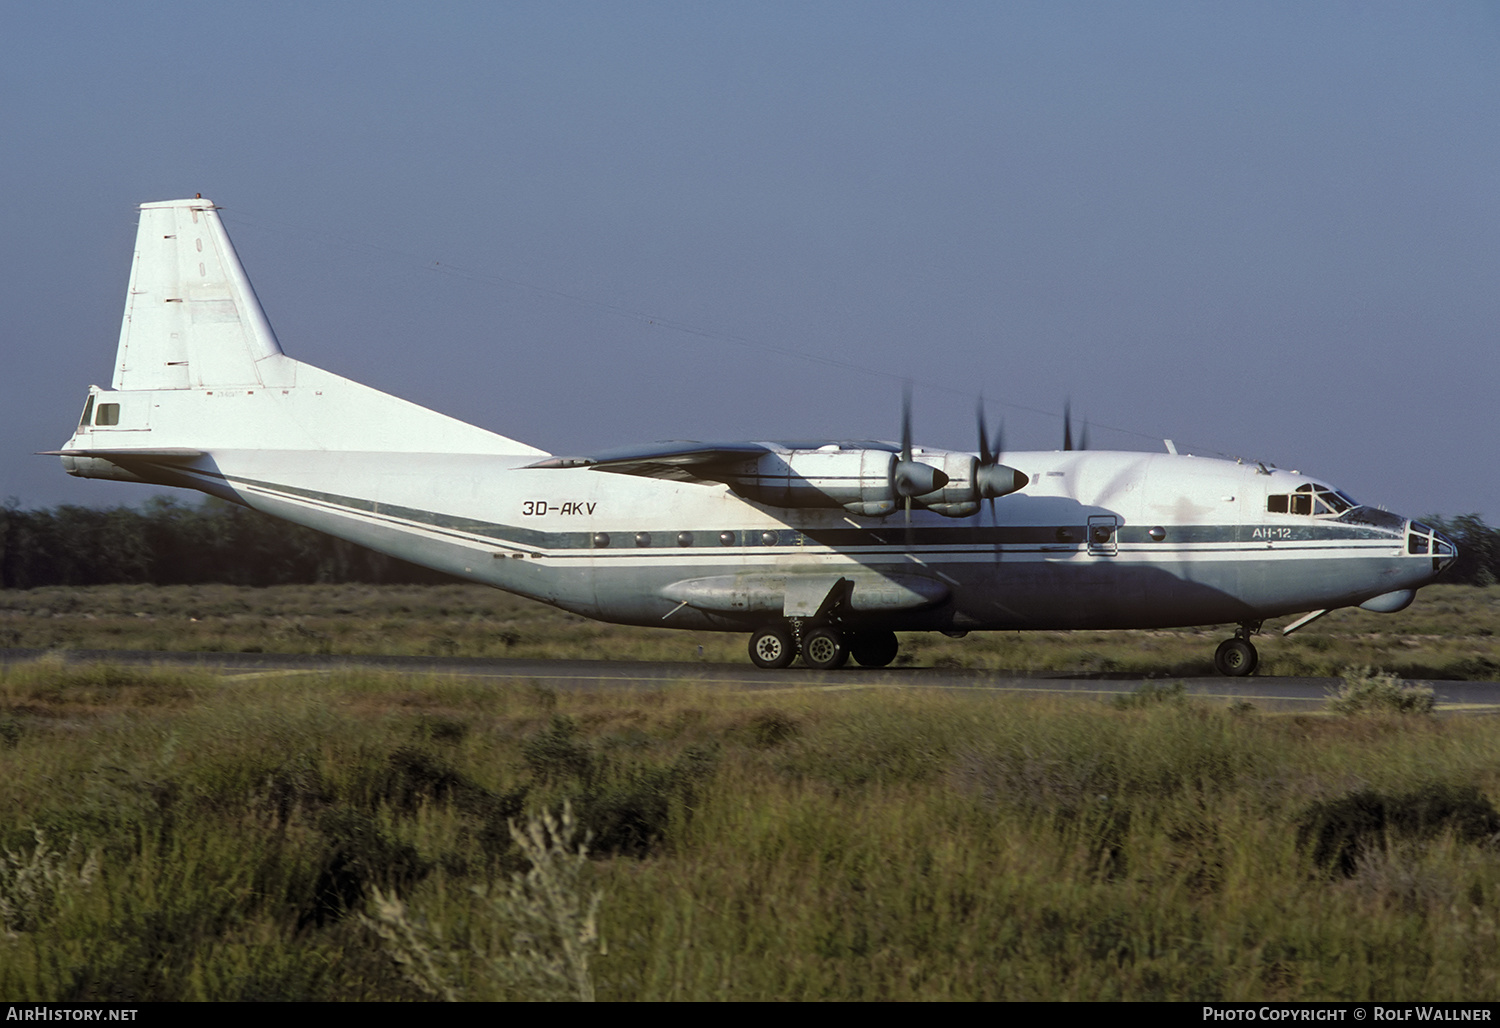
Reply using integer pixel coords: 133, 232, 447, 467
1266, 482, 1358, 518
1338, 506, 1405, 532
1318, 490, 1353, 514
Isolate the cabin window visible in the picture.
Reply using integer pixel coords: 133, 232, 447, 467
94, 403, 120, 427
78, 395, 95, 427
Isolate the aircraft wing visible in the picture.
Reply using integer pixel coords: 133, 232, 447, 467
525, 439, 903, 484
525, 441, 772, 482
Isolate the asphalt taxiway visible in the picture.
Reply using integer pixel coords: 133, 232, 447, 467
4, 648, 1499, 713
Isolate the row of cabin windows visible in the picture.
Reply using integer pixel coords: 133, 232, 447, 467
1266, 482, 1356, 517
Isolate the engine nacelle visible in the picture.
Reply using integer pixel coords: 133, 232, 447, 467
724, 448, 901, 515
909, 452, 978, 509
721, 446, 1027, 519
908, 453, 1028, 518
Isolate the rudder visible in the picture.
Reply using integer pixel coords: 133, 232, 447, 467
114, 197, 294, 391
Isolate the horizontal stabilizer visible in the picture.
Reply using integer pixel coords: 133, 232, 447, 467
43, 447, 205, 459
47, 446, 210, 485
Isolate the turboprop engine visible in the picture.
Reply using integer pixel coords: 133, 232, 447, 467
721, 445, 1027, 519
529, 395, 1029, 519
901, 450, 1027, 518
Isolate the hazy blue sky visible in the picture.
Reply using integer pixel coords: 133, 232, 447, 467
4, 1, 1497, 522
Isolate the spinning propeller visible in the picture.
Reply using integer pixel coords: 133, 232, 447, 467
975, 398, 1027, 521
889, 388, 1029, 543
1062, 399, 1089, 452
893, 384, 947, 541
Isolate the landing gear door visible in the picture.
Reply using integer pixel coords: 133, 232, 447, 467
1087, 515, 1119, 556
782, 576, 851, 618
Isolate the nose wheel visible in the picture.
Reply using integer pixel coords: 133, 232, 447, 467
1213, 637, 1258, 677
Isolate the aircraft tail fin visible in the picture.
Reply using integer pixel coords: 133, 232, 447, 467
63, 197, 545, 462
114, 197, 293, 391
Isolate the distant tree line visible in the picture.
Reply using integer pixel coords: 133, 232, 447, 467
1, 499, 1496, 590
0, 498, 458, 589
1423, 514, 1500, 588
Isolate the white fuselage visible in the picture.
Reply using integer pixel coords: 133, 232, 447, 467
62, 409, 1443, 634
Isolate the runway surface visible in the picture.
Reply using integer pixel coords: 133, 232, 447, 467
5, 647, 1500, 713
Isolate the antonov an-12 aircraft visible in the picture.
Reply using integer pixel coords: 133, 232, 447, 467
52, 197, 1456, 675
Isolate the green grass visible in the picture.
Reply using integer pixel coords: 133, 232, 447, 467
2, 582, 1497, 679
3, 658, 1500, 1000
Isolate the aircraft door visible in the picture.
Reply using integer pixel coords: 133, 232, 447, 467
1087, 515, 1119, 556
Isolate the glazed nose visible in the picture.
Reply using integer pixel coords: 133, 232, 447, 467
1432, 529, 1457, 572
1406, 521, 1457, 574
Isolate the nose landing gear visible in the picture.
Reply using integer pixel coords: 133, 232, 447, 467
1213, 622, 1261, 677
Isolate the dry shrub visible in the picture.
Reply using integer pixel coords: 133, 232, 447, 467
1296, 783, 1500, 877
0, 829, 100, 937
1327, 668, 1435, 715
363, 802, 604, 1001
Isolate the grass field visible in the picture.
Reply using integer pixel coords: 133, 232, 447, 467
3, 653, 1500, 1001
1, 583, 1495, 999
1, 582, 1497, 679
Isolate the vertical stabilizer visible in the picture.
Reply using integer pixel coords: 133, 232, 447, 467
114, 198, 294, 390
67, 196, 546, 461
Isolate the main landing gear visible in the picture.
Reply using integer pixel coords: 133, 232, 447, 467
747, 622, 900, 670
1213, 622, 1261, 677
748, 623, 798, 669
